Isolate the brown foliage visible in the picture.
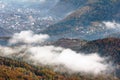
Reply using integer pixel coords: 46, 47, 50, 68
0, 54, 119, 80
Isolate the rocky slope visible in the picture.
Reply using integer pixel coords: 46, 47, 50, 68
0, 0, 59, 33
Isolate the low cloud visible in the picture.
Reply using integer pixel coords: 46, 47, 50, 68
0, 31, 113, 74
9, 31, 49, 44
103, 21, 120, 29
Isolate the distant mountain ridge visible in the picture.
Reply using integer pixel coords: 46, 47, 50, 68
53, 37, 120, 65
107, 32, 120, 38
43, 0, 120, 40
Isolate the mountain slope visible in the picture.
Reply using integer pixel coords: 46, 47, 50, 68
49, 0, 87, 18
80, 38, 120, 63
43, 0, 120, 40
0, 56, 118, 80
0, 0, 59, 33
53, 38, 120, 64
53, 37, 120, 77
